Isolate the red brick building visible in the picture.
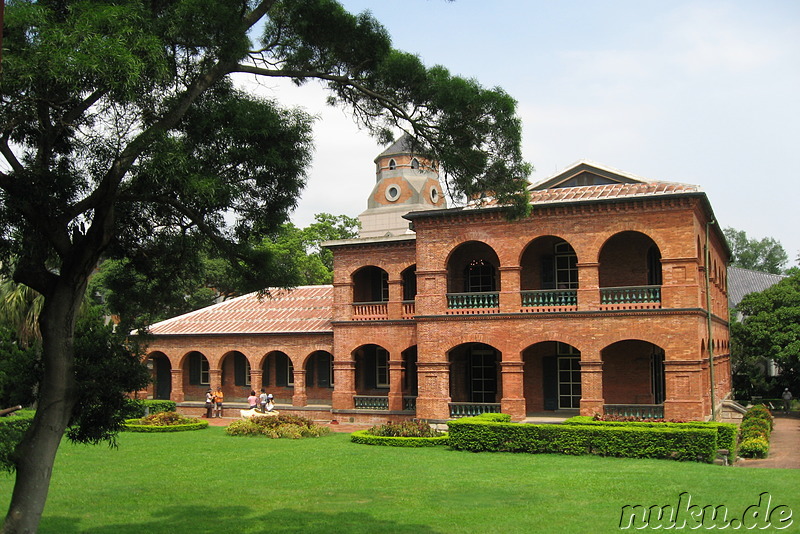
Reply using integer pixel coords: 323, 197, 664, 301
143, 140, 731, 422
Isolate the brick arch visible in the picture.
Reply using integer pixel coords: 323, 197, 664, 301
351, 265, 389, 303
598, 230, 662, 288
447, 342, 502, 404
445, 240, 501, 292
591, 228, 668, 264
601, 339, 666, 405
519, 235, 579, 291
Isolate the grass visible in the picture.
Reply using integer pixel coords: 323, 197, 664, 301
1, 427, 798, 533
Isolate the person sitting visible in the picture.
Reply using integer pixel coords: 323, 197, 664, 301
247, 390, 258, 410
265, 393, 275, 412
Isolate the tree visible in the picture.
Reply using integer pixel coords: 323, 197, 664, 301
0, 1, 530, 530
731, 271, 800, 398
723, 227, 789, 274
92, 213, 359, 331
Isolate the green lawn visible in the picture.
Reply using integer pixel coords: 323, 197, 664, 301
1, 427, 798, 533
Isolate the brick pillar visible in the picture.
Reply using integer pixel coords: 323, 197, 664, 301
500, 359, 526, 421
388, 357, 405, 411
579, 347, 604, 416
499, 266, 521, 313
577, 262, 600, 311
663, 359, 705, 421
387, 279, 403, 320
250, 369, 263, 395
292, 369, 308, 407
332, 281, 353, 321
209, 369, 222, 391
332, 359, 356, 410
415, 269, 447, 316
415, 361, 451, 420
171, 369, 184, 402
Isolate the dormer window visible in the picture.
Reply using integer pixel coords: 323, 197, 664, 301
388, 159, 396, 170
411, 158, 420, 169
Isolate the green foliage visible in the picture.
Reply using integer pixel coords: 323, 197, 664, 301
724, 227, 789, 274
448, 417, 719, 463
732, 272, 800, 394
135, 411, 195, 426
365, 420, 443, 438
350, 429, 448, 447
563, 416, 738, 464
123, 418, 208, 433
66, 307, 152, 445
224, 414, 330, 438
0, 327, 39, 409
738, 436, 769, 459
0, 414, 34, 473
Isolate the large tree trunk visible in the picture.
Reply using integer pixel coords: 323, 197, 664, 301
2, 286, 82, 534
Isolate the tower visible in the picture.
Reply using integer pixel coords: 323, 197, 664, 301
358, 135, 447, 238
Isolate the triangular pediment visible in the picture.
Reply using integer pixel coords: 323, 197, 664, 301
530, 160, 649, 191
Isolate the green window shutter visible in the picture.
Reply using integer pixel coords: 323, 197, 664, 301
189, 353, 201, 385
318, 353, 331, 388
234, 354, 246, 387
276, 356, 287, 387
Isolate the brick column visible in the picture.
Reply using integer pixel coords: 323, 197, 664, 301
332, 359, 356, 410
577, 262, 600, 311
171, 369, 184, 402
387, 279, 403, 320
415, 269, 447, 316
292, 369, 308, 407
209, 369, 222, 391
579, 347, 603, 416
250, 369, 263, 395
415, 361, 451, 420
500, 359, 526, 421
499, 266, 521, 313
388, 357, 405, 411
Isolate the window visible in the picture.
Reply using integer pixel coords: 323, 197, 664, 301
557, 356, 581, 409
464, 259, 496, 292
554, 242, 578, 289
470, 348, 497, 403
376, 348, 389, 388
189, 352, 210, 385
385, 184, 401, 202
287, 359, 294, 386
411, 157, 420, 169
388, 158, 396, 170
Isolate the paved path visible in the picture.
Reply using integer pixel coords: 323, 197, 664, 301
736, 413, 799, 469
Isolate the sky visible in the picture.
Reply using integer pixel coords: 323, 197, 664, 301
239, 0, 800, 267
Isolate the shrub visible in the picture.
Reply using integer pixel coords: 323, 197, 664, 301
563, 416, 737, 464
225, 414, 330, 438
123, 411, 208, 432
448, 416, 718, 462
351, 430, 449, 447
366, 420, 444, 438
137, 411, 194, 426
742, 404, 773, 430
0, 413, 34, 472
739, 436, 769, 459
739, 418, 770, 440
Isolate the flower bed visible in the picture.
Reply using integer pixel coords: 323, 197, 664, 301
351, 420, 448, 447
225, 414, 330, 439
123, 411, 208, 432
738, 404, 773, 458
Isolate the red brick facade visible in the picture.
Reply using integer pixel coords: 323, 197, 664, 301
142, 160, 731, 423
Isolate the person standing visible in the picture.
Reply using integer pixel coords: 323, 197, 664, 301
213, 386, 224, 418
259, 388, 269, 412
782, 388, 793, 414
205, 389, 214, 418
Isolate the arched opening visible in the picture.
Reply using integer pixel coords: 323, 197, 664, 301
352, 266, 389, 303
304, 350, 334, 405
601, 340, 665, 418
522, 341, 581, 413
520, 236, 578, 309
262, 351, 293, 403
403, 346, 418, 399
599, 231, 662, 309
147, 352, 172, 400
448, 343, 501, 405
446, 242, 500, 310
219, 351, 251, 403
182, 351, 209, 401
388, 158, 396, 170
410, 157, 420, 169
401, 264, 417, 301
354, 344, 390, 395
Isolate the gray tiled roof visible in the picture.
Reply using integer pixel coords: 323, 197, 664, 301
728, 266, 787, 308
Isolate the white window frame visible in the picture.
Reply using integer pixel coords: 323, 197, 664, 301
200, 357, 210, 385
376, 348, 389, 388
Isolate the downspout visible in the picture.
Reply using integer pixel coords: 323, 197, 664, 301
705, 219, 717, 420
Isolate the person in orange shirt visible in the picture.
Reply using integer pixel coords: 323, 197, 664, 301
213, 387, 224, 418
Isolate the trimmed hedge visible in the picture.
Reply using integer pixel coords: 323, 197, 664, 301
123, 418, 208, 433
350, 430, 449, 447
563, 416, 737, 464
448, 416, 718, 463
737, 404, 773, 458
0, 413, 34, 472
